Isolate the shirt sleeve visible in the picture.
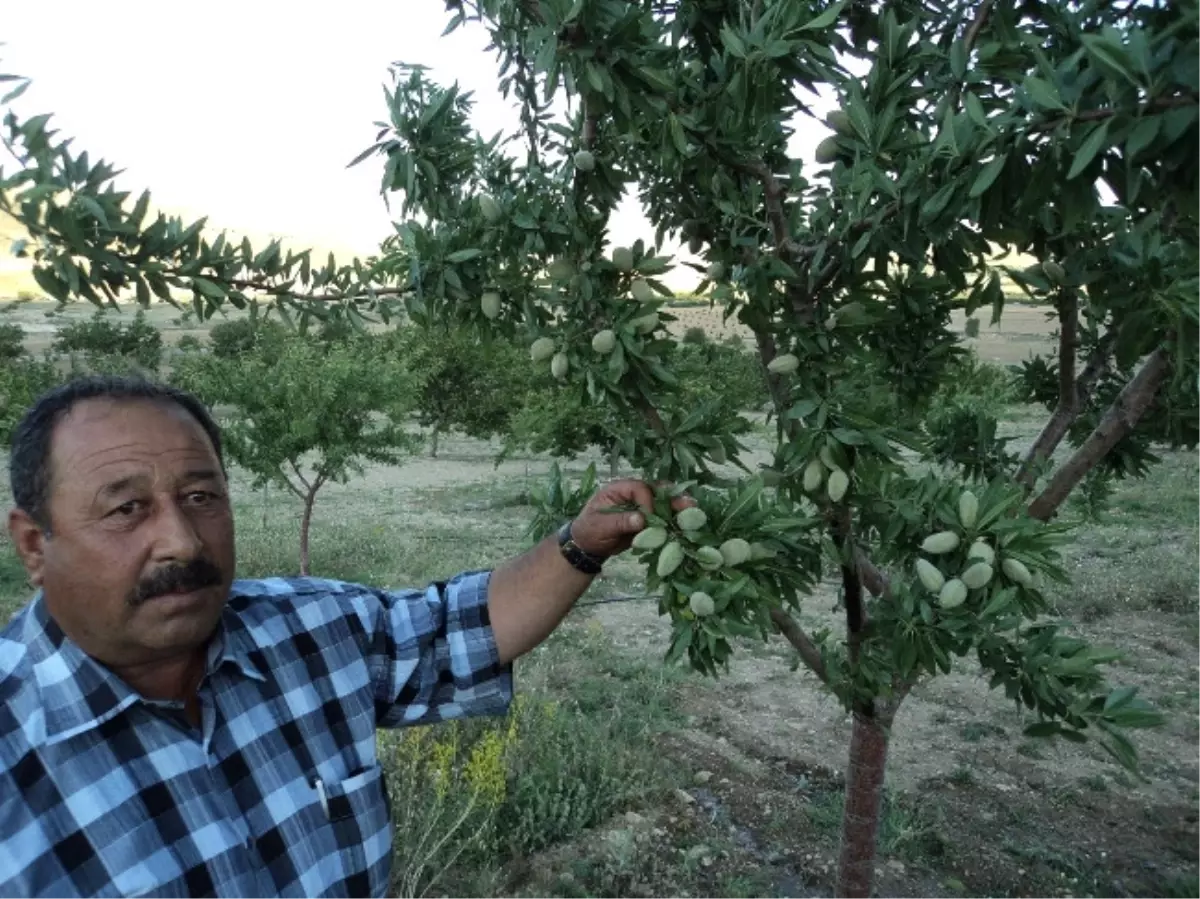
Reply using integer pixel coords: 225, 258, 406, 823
355, 570, 514, 729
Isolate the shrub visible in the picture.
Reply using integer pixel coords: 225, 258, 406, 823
0, 323, 26, 362
207, 316, 289, 362
52, 309, 162, 371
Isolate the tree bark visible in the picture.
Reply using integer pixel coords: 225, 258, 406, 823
430, 426, 440, 459
837, 704, 898, 898
299, 487, 317, 577
609, 440, 621, 479
1017, 289, 1079, 488
1028, 347, 1170, 521
769, 608, 827, 682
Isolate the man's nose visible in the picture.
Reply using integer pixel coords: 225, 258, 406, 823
152, 501, 205, 562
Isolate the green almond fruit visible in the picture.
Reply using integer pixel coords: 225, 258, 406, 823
958, 491, 979, 529
612, 246, 635, 272
767, 353, 800, 374
631, 279, 654, 303
915, 558, 945, 593
592, 329, 617, 354
826, 110, 853, 136
632, 526, 668, 551
657, 541, 684, 577
573, 149, 596, 172
967, 540, 995, 565
1001, 558, 1033, 586
530, 337, 556, 363
939, 578, 968, 609
961, 562, 994, 590
676, 506, 708, 531
479, 194, 502, 223
826, 468, 849, 503
921, 531, 961, 554
696, 546, 725, 571
689, 591, 716, 617
749, 542, 776, 561
550, 352, 569, 380
802, 458, 824, 493
547, 259, 574, 281
480, 291, 502, 320
1042, 260, 1066, 285
719, 538, 752, 567
815, 136, 841, 164
706, 261, 726, 281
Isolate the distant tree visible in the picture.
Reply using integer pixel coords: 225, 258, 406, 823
207, 316, 290, 363
52, 309, 162, 371
390, 325, 532, 457
0, 356, 60, 447
0, 323, 27, 362
173, 334, 421, 575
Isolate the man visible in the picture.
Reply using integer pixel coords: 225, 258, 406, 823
0, 374, 679, 898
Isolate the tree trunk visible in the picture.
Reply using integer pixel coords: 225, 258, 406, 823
430, 426, 440, 459
299, 487, 318, 576
609, 440, 621, 479
837, 704, 897, 898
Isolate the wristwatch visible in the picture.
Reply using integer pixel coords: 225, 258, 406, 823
556, 521, 606, 575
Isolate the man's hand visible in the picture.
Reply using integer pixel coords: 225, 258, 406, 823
570, 478, 693, 559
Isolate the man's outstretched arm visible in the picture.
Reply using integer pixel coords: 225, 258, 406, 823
488, 478, 690, 665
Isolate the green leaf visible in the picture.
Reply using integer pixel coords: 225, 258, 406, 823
75, 195, 110, 228
446, 248, 483, 263
800, 0, 848, 31
969, 154, 1007, 198
1124, 115, 1161, 162
193, 277, 225, 299
1, 79, 30, 104
1081, 33, 1140, 88
1023, 76, 1065, 111
964, 93, 988, 128
1067, 121, 1111, 180
720, 25, 747, 58
1103, 685, 1137, 712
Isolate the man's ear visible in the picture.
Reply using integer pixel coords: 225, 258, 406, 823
8, 508, 47, 587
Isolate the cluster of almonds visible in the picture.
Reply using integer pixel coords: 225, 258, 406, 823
913, 490, 1034, 609
524, 245, 660, 379
632, 505, 771, 618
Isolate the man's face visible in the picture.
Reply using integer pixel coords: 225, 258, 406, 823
8, 397, 236, 668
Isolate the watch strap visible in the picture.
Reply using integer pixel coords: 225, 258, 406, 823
557, 522, 605, 575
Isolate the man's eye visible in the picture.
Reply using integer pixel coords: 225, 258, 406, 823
110, 501, 142, 517
186, 491, 218, 505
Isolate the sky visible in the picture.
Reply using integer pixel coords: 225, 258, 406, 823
2, 1, 836, 289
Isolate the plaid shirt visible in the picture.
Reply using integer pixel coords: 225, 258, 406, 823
0, 572, 513, 898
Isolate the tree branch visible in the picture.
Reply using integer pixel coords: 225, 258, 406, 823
1030, 94, 1196, 133
963, 0, 994, 50
1017, 287, 1079, 489
769, 608, 827, 683
288, 459, 312, 493
1028, 346, 1171, 520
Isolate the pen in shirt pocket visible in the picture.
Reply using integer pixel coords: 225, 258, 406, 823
312, 777, 331, 820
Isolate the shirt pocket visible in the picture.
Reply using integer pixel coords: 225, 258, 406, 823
317, 764, 393, 898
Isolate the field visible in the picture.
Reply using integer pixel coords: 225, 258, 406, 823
0, 298, 1195, 898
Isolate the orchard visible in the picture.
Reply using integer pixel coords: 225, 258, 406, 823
1, 0, 1197, 894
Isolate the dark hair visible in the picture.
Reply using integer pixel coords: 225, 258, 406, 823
9, 374, 225, 531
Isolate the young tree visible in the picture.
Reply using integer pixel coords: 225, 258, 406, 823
385, 324, 534, 456
1, 1, 1196, 892
172, 334, 422, 575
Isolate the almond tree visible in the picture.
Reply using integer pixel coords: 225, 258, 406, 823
1, 0, 1196, 892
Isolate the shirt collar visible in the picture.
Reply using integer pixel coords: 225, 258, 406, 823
24, 588, 266, 747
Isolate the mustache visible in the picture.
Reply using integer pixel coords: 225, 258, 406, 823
129, 558, 224, 606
